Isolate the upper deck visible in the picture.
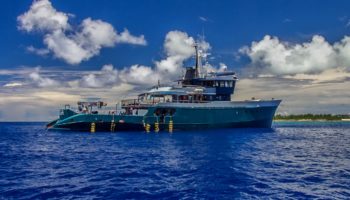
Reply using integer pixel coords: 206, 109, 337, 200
179, 43, 238, 101
120, 44, 239, 107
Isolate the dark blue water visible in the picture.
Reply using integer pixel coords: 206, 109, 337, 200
0, 122, 349, 199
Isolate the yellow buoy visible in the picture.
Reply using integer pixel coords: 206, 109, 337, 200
145, 123, 151, 133
110, 122, 116, 132
90, 122, 96, 133
155, 122, 159, 133
168, 120, 173, 133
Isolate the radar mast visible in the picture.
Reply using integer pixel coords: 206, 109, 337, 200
194, 43, 202, 78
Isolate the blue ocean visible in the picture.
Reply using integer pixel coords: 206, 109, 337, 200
0, 122, 349, 199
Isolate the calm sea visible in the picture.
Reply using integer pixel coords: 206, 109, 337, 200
0, 122, 349, 199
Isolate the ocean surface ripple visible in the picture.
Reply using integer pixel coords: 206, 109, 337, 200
0, 122, 349, 199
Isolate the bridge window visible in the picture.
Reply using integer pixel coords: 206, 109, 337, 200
206, 81, 214, 87
214, 81, 234, 87
229, 81, 233, 87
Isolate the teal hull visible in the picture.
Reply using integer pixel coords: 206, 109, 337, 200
47, 100, 281, 132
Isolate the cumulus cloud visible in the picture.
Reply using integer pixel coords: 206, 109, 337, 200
236, 35, 350, 114
18, 0, 147, 65
17, 0, 69, 32
77, 30, 212, 88
3, 30, 208, 90
156, 30, 210, 74
77, 64, 156, 88
29, 70, 59, 87
42, 17, 123, 65
78, 18, 118, 48
334, 36, 350, 67
4, 29, 216, 88
240, 35, 350, 76
163, 31, 196, 57
120, 64, 159, 85
116, 29, 147, 45
79, 64, 119, 88
2, 31, 350, 120
43, 30, 92, 64
77, 64, 159, 88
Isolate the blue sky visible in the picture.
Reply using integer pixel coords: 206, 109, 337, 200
0, 0, 350, 121
2, 0, 350, 69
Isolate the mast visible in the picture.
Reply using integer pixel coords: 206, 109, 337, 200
194, 43, 201, 78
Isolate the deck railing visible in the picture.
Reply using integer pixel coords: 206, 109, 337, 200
121, 98, 211, 107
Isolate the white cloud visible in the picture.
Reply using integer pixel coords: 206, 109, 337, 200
18, 0, 147, 65
155, 30, 210, 74
79, 64, 119, 88
116, 29, 147, 45
3, 82, 24, 87
334, 36, 350, 67
44, 30, 92, 65
78, 64, 159, 88
49, 30, 212, 88
26, 46, 50, 56
155, 56, 184, 74
77, 18, 118, 48
240, 35, 339, 75
2, 30, 350, 120
29, 70, 59, 87
120, 64, 159, 85
235, 35, 350, 114
163, 31, 196, 58
17, 0, 69, 32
